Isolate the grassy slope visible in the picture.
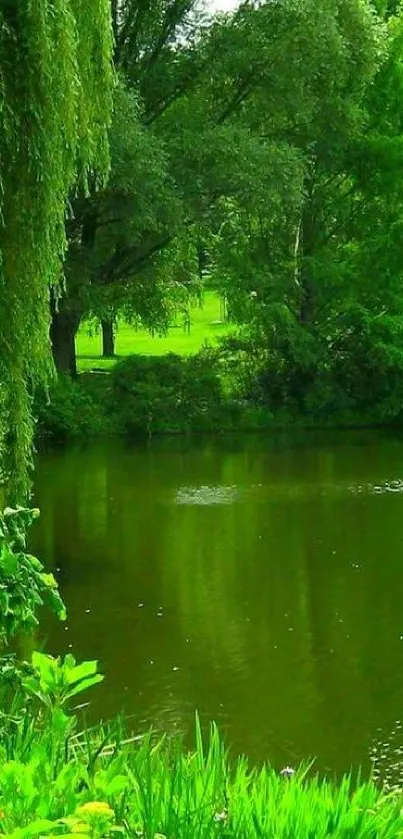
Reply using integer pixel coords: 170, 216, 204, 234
76, 292, 232, 372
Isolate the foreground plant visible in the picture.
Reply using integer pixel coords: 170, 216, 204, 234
0, 507, 65, 644
3, 801, 117, 839
1, 696, 403, 839
22, 651, 104, 716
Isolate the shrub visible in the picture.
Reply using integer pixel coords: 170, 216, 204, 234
329, 312, 403, 423
34, 376, 110, 441
218, 311, 403, 426
111, 351, 236, 435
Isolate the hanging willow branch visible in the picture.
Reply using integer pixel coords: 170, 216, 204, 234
0, 0, 114, 502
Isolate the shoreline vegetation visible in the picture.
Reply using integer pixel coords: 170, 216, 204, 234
37, 294, 403, 443
36, 368, 393, 445
4, 710, 403, 839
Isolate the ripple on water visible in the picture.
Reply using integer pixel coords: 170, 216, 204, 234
175, 485, 239, 506
350, 479, 403, 496
369, 721, 403, 789
174, 482, 308, 506
175, 478, 403, 505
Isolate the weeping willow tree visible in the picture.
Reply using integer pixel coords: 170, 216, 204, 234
0, 0, 114, 502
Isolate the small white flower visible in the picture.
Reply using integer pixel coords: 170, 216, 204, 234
214, 810, 228, 823
280, 766, 295, 778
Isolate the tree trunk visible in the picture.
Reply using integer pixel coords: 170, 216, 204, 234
50, 297, 81, 377
50, 203, 96, 376
101, 318, 115, 357
300, 264, 315, 325
299, 174, 316, 325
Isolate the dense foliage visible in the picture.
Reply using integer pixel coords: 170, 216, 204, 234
112, 351, 233, 434
0, 0, 113, 501
202, 0, 403, 424
40, 0, 403, 431
0, 507, 65, 644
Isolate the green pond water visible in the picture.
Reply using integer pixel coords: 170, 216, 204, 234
31, 430, 403, 779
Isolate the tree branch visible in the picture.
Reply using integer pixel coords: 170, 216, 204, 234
143, 59, 207, 124
139, 1, 196, 79
116, 1, 150, 68
216, 66, 264, 124
95, 232, 176, 286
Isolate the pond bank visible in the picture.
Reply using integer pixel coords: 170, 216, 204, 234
34, 362, 397, 445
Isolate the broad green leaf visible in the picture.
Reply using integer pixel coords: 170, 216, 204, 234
66, 660, 100, 686
65, 674, 104, 700
105, 775, 128, 796
0, 545, 18, 576
5, 819, 57, 839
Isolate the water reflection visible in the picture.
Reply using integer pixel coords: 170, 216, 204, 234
31, 431, 403, 776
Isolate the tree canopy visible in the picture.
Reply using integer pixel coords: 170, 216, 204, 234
4, 0, 403, 455
52, 0, 401, 397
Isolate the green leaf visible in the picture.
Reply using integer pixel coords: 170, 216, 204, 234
65, 660, 100, 686
105, 774, 128, 796
6, 819, 57, 839
0, 545, 18, 576
40, 572, 58, 589
31, 652, 58, 692
65, 673, 104, 700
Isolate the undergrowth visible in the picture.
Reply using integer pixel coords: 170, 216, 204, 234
35, 341, 401, 445
2, 706, 403, 839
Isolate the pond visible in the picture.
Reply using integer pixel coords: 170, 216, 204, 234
31, 430, 403, 780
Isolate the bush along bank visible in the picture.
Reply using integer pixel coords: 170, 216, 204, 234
34, 352, 247, 443
110, 351, 243, 435
2, 508, 403, 839
34, 373, 115, 442
34, 339, 403, 444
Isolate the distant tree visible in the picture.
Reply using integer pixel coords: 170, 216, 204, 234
53, 0, 320, 373
50, 1, 210, 373
208, 2, 403, 418
207, 0, 385, 317
52, 0, 396, 400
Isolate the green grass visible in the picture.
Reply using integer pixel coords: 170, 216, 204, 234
2, 709, 403, 839
76, 292, 232, 372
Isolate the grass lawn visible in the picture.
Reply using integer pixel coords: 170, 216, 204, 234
76, 291, 232, 372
